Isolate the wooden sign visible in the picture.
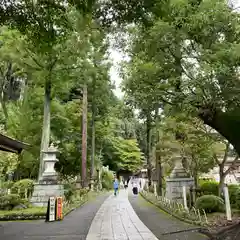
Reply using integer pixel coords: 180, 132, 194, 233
55, 197, 63, 221
49, 197, 56, 221
46, 197, 56, 222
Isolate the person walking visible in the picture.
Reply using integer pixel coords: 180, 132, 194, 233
132, 181, 138, 195
124, 180, 128, 190
113, 178, 119, 196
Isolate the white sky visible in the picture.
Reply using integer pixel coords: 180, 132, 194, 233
109, 48, 124, 98
109, 0, 240, 99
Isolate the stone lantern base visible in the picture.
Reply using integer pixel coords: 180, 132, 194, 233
165, 157, 194, 204
165, 178, 194, 203
30, 181, 64, 207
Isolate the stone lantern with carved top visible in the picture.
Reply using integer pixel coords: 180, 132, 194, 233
30, 143, 64, 207
41, 144, 59, 182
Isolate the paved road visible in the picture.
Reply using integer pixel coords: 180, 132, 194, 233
0, 193, 109, 240
87, 190, 158, 240
0, 189, 209, 240
129, 193, 208, 240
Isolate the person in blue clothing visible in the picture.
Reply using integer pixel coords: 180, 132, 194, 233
113, 178, 119, 196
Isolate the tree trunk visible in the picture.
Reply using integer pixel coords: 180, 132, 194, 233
81, 84, 88, 188
218, 176, 225, 197
155, 106, 162, 194
0, 96, 8, 122
199, 107, 240, 155
0, 78, 8, 125
38, 78, 51, 181
146, 112, 152, 186
90, 78, 96, 187
193, 171, 198, 189
156, 155, 162, 196
218, 165, 226, 196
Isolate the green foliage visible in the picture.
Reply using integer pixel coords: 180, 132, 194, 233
235, 188, 240, 210
11, 179, 34, 198
64, 182, 77, 202
0, 206, 46, 216
199, 181, 219, 196
101, 168, 114, 190
228, 184, 240, 206
103, 137, 143, 172
0, 193, 22, 210
0, 206, 46, 220
195, 195, 224, 213
122, 0, 240, 155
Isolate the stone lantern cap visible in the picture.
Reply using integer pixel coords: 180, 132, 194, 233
169, 156, 190, 179
42, 143, 58, 154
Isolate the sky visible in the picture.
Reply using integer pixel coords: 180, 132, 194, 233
109, 48, 124, 98
109, 1, 240, 99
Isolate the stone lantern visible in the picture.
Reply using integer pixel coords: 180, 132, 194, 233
30, 143, 64, 207
42, 144, 59, 182
165, 156, 194, 203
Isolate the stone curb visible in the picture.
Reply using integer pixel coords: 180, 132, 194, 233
140, 192, 206, 227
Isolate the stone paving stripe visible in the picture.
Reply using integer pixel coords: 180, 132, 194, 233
86, 190, 159, 240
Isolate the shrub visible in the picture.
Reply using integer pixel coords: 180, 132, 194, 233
235, 188, 240, 209
0, 194, 22, 210
0, 207, 47, 220
196, 195, 224, 213
11, 179, 34, 198
101, 170, 114, 190
78, 188, 89, 196
199, 181, 219, 196
1, 180, 14, 190
228, 184, 240, 206
64, 183, 76, 202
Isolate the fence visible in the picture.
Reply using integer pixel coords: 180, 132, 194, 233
141, 190, 208, 225
1, 186, 32, 200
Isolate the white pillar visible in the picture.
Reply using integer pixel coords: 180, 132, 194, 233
182, 186, 188, 211
223, 186, 232, 221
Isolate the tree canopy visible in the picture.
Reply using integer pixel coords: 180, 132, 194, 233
0, 0, 239, 188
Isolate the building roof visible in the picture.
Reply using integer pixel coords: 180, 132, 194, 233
0, 133, 30, 153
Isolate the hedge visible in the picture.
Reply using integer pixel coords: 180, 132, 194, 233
0, 207, 46, 221
0, 190, 102, 221
195, 195, 224, 213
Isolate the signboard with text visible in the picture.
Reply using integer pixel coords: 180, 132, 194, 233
55, 197, 63, 221
49, 197, 56, 221
46, 197, 56, 222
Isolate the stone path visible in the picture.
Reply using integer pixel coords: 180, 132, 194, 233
0, 188, 209, 240
86, 190, 159, 240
